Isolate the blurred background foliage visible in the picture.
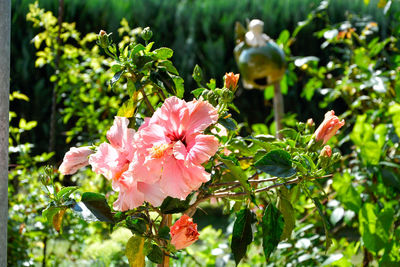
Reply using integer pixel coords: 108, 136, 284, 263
8, 0, 400, 266
11, 0, 398, 159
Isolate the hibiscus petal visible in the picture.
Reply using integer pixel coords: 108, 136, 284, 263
149, 96, 190, 138
185, 99, 218, 135
88, 143, 129, 180
186, 134, 219, 164
160, 158, 210, 199
138, 182, 167, 207
59, 146, 93, 175
107, 117, 134, 149
113, 185, 144, 211
173, 140, 187, 161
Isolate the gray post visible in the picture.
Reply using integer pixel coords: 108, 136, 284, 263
0, 0, 11, 265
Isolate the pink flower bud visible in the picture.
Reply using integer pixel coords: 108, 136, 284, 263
314, 110, 345, 144
307, 118, 314, 127
224, 72, 240, 91
320, 145, 332, 157
170, 215, 199, 250
59, 146, 93, 175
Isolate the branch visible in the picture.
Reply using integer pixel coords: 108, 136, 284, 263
139, 87, 155, 113
184, 174, 333, 215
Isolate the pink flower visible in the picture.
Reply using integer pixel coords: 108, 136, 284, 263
170, 215, 200, 250
314, 110, 345, 144
59, 146, 94, 175
88, 116, 165, 211
320, 145, 332, 157
131, 97, 219, 200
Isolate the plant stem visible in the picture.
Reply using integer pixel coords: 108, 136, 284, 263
139, 87, 155, 113
158, 214, 172, 267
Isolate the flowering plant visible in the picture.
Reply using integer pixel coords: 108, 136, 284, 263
41, 28, 344, 266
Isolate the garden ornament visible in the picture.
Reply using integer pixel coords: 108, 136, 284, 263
234, 19, 287, 137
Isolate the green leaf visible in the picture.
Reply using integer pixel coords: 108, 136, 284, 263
254, 150, 296, 178
191, 88, 207, 98
131, 43, 145, 57
277, 190, 295, 240
76, 192, 114, 223
332, 173, 361, 212
219, 155, 252, 194
262, 204, 284, 261
359, 203, 394, 253
218, 116, 237, 131
42, 205, 61, 223
153, 47, 173, 59
126, 235, 145, 267
146, 244, 163, 264
126, 214, 147, 235
56, 186, 78, 201
172, 75, 184, 98
158, 226, 170, 240
110, 70, 124, 88
117, 98, 136, 118
160, 196, 191, 214
311, 197, 332, 250
231, 208, 256, 265
157, 60, 179, 75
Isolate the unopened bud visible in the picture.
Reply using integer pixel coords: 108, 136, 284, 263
320, 145, 332, 157
307, 118, 314, 127
224, 72, 240, 92
97, 30, 112, 48
221, 88, 234, 102
141, 27, 153, 41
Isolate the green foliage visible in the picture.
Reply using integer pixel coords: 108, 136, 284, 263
262, 204, 284, 261
231, 208, 257, 265
255, 149, 296, 178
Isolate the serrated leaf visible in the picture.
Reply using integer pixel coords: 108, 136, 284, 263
110, 70, 124, 88
262, 204, 284, 261
147, 244, 163, 264
126, 235, 145, 267
255, 150, 296, 178
160, 196, 191, 214
57, 186, 78, 201
231, 208, 256, 265
76, 192, 114, 222
153, 47, 173, 59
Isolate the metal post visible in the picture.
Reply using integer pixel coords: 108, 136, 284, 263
0, 0, 11, 265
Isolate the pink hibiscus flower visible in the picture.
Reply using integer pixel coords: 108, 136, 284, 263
131, 96, 219, 200
88, 116, 165, 211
